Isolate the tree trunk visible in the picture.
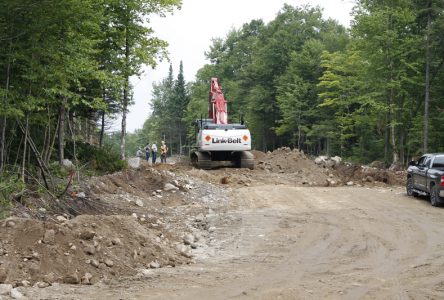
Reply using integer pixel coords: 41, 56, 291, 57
99, 109, 105, 148
121, 21, 130, 160
424, 0, 431, 153
0, 117, 6, 173
121, 82, 128, 160
21, 116, 29, 182
58, 98, 66, 165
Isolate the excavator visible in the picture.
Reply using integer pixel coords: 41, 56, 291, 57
190, 78, 254, 169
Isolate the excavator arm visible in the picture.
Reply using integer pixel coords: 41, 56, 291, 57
208, 77, 228, 124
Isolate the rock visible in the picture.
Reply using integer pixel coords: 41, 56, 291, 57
134, 199, 144, 207
79, 230, 95, 240
131, 213, 138, 218
90, 259, 100, 268
81, 273, 93, 285
183, 233, 195, 245
56, 215, 67, 222
111, 238, 121, 246
43, 229, 55, 245
62, 159, 74, 168
77, 192, 86, 198
190, 243, 198, 249
36, 281, 50, 288
70, 245, 77, 251
127, 157, 141, 169
208, 226, 216, 233
141, 269, 151, 277
195, 213, 205, 222
149, 261, 160, 269
164, 183, 179, 191
331, 156, 342, 165
43, 272, 56, 283
10, 287, 24, 299
20, 281, 30, 288
6, 220, 15, 228
63, 273, 80, 284
104, 259, 114, 267
176, 244, 193, 258
0, 284, 12, 296
346, 181, 354, 186
84, 244, 95, 255
220, 177, 230, 184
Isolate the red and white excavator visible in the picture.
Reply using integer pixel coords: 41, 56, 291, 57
190, 78, 254, 169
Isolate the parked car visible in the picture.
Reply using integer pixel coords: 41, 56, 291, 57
407, 153, 444, 206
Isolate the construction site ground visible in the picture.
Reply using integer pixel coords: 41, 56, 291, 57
2, 149, 443, 299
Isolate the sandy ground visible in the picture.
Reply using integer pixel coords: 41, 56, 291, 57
23, 184, 444, 299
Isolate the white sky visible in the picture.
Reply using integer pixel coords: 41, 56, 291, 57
120, 0, 355, 132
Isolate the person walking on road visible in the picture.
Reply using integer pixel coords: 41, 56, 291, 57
151, 142, 158, 164
160, 141, 168, 163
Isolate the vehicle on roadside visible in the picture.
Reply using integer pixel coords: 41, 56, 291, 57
406, 153, 444, 206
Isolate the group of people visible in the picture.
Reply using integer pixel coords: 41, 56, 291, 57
136, 141, 168, 164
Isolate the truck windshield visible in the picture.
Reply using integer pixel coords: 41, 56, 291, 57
432, 156, 444, 168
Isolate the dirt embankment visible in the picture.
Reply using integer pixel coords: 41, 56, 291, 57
0, 150, 405, 292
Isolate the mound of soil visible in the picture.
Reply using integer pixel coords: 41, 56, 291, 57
0, 215, 187, 286
333, 164, 405, 186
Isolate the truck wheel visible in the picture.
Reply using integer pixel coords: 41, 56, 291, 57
406, 178, 418, 197
430, 184, 441, 207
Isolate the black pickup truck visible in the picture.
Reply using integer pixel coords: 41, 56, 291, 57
407, 153, 444, 206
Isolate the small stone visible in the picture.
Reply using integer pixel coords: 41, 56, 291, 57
208, 227, 216, 233
195, 214, 205, 222
190, 243, 198, 249
38, 208, 47, 213
141, 269, 151, 276
164, 183, 179, 191
81, 272, 93, 285
104, 259, 114, 267
10, 287, 24, 299
63, 273, 80, 284
183, 234, 194, 245
20, 281, 30, 288
111, 238, 121, 246
79, 230, 95, 240
76, 192, 86, 198
43, 273, 56, 284
135, 199, 144, 207
36, 281, 50, 288
6, 220, 15, 228
0, 284, 12, 296
346, 181, 354, 186
149, 261, 160, 269
131, 213, 138, 218
43, 229, 55, 245
70, 245, 77, 251
90, 259, 100, 268
84, 245, 95, 255
56, 215, 67, 222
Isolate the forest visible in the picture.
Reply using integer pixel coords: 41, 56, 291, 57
143, 0, 444, 167
1, 0, 444, 198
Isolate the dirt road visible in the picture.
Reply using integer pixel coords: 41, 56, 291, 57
27, 184, 444, 299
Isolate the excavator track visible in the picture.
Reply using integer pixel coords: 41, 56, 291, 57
238, 151, 255, 169
191, 151, 213, 170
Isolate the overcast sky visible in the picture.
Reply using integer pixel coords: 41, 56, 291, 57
120, 0, 355, 132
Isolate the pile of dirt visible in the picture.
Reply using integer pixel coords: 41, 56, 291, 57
0, 214, 188, 286
333, 164, 405, 186
0, 163, 220, 287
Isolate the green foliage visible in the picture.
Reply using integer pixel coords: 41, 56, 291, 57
0, 172, 25, 219
66, 141, 127, 174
